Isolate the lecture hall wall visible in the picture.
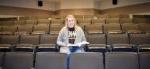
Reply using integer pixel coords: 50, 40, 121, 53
0, 0, 149, 16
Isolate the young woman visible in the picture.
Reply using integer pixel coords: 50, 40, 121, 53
57, 15, 88, 54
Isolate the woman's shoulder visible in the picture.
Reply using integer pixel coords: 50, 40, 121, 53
59, 26, 67, 33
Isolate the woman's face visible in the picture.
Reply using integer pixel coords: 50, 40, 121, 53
67, 17, 75, 28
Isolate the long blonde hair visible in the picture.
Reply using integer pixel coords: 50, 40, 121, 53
65, 15, 77, 27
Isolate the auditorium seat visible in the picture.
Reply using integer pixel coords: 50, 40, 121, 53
77, 19, 91, 27
37, 19, 50, 24
138, 23, 150, 33
130, 34, 150, 44
15, 35, 39, 52
0, 22, 3, 25
107, 34, 129, 44
0, 52, 4, 69
0, 25, 17, 35
105, 52, 139, 69
74, 15, 83, 19
51, 19, 64, 25
70, 52, 104, 69
106, 18, 119, 24
139, 52, 150, 69
0, 26, 2, 32
104, 23, 122, 34
107, 33, 133, 52
87, 34, 107, 52
83, 15, 93, 20
0, 21, 15, 26
25, 19, 37, 25
50, 24, 63, 34
35, 52, 67, 69
32, 24, 50, 34
3, 52, 33, 69
0, 35, 19, 52
0, 35, 19, 44
15, 24, 33, 35
107, 15, 119, 18
129, 33, 150, 52
133, 18, 147, 24
16, 20, 26, 25
92, 18, 105, 24
85, 24, 103, 34
122, 23, 142, 33
38, 34, 58, 52
120, 18, 132, 24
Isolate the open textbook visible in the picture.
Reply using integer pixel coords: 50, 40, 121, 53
67, 41, 89, 47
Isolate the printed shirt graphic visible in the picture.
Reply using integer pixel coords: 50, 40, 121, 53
68, 31, 76, 44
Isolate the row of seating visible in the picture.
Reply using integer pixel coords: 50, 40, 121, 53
85, 23, 150, 34
0, 22, 149, 35
0, 52, 149, 69
0, 23, 63, 35
87, 33, 150, 52
0, 33, 149, 52
0, 16, 148, 25
0, 34, 58, 52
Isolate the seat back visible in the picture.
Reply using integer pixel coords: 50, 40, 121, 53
0, 35, 19, 44
20, 35, 39, 45
3, 52, 33, 69
87, 34, 106, 44
107, 33, 129, 44
105, 52, 139, 69
139, 52, 150, 69
70, 52, 104, 69
104, 23, 122, 33
130, 34, 150, 45
0, 52, 4, 68
35, 52, 67, 69
40, 34, 57, 44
